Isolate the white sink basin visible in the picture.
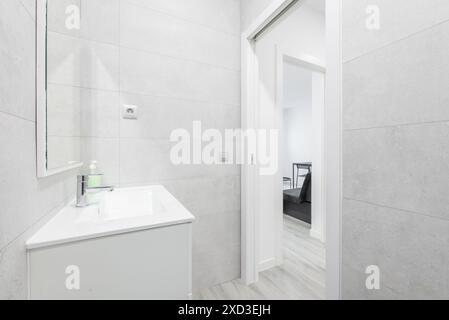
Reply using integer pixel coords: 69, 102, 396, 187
27, 185, 195, 250
99, 187, 166, 221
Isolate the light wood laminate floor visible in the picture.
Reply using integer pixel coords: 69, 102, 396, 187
194, 215, 326, 300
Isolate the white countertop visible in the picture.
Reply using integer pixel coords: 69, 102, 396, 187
26, 186, 195, 250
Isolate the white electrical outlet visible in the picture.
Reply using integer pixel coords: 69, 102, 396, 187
123, 105, 138, 120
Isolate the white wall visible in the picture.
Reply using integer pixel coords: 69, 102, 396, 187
0, 0, 76, 299
282, 62, 313, 179
342, 0, 449, 299
252, 1, 325, 269
283, 107, 313, 178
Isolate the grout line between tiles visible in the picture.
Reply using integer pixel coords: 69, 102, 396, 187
17, 0, 34, 22
344, 119, 449, 132
343, 197, 449, 223
0, 110, 35, 124
47, 82, 241, 108
343, 17, 449, 64
121, 0, 240, 39
0, 196, 74, 252
47, 29, 241, 73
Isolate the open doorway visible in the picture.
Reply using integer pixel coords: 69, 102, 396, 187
281, 58, 325, 240
279, 55, 326, 298
251, 0, 326, 298
195, 0, 343, 300
240, 0, 343, 300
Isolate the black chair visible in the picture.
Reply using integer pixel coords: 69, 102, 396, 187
283, 172, 312, 224
283, 177, 292, 189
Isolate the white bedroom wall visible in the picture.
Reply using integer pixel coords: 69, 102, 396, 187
281, 61, 314, 180
282, 106, 313, 178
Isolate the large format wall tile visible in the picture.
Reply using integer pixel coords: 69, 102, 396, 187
344, 122, 449, 220
192, 212, 241, 290
48, 85, 119, 139
119, 138, 208, 185
47, 84, 82, 137
163, 176, 241, 218
47, 32, 119, 90
0, 0, 35, 121
120, 2, 239, 71
0, 113, 75, 251
120, 47, 240, 105
47, 136, 82, 170
80, 89, 120, 138
47, 0, 81, 37
342, 199, 449, 300
343, 0, 449, 62
48, 0, 119, 44
120, 93, 239, 139
0, 203, 65, 300
120, 93, 215, 140
80, 0, 119, 44
123, 0, 241, 35
344, 21, 449, 130
18, 0, 35, 20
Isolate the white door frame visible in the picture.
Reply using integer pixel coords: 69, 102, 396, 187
241, 0, 342, 300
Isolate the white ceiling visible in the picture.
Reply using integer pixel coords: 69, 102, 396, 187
282, 61, 312, 110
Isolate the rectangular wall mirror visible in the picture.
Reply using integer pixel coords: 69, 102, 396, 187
37, 0, 120, 178
37, 0, 84, 177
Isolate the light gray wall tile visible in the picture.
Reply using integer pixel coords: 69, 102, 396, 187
164, 176, 241, 219
343, 122, 449, 221
48, 0, 119, 44
0, 0, 35, 121
80, 0, 119, 44
192, 214, 241, 291
343, 0, 449, 62
119, 138, 214, 185
80, 89, 120, 138
47, 136, 82, 170
0, 113, 76, 253
344, 21, 449, 130
18, 0, 35, 20
47, 0, 81, 37
120, 2, 240, 71
124, 0, 241, 35
0, 203, 66, 300
47, 32, 119, 90
342, 199, 449, 300
120, 93, 215, 139
120, 47, 240, 105
47, 84, 82, 137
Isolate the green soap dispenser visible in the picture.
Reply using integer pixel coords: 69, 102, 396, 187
88, 161, 103, 188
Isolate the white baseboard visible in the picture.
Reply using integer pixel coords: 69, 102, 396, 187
258, 258, 278, 272
310, 228, 324, 243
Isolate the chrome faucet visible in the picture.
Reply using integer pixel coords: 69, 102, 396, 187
76, 175, 114, 207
